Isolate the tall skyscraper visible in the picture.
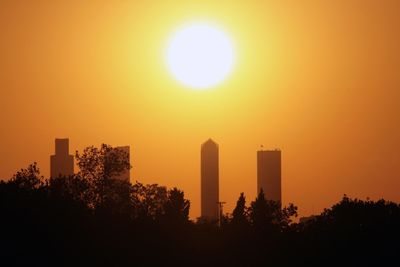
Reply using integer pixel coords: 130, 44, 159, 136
257, 149, 281, 204
201, 139, 219, 221
50, 138, 74, 178
109, 146, 130, 183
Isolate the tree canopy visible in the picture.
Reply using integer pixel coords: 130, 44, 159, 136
1, 144, 399, 266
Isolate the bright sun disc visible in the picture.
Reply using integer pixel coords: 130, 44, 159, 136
167, 23, 235, 89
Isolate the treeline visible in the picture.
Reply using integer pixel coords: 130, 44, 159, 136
1, 144, 399, 266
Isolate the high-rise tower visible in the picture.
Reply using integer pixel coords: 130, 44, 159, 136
257, 149, 281, 204
201, 139, 219, 221
50, 138, 74, 178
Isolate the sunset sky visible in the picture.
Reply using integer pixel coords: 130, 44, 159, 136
1, 1, 399, 218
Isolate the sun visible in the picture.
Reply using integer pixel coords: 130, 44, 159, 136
166, 23, 235, 90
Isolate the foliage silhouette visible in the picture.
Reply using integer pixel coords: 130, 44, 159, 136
1, 146, 399, 266
163, 187, 190, 225
9, 162, 45, 190
232, 193, 247, 221
249, 189, 298, 233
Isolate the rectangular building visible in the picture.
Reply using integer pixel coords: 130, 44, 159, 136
50, 138, 74, 178
257, 149, 281, 204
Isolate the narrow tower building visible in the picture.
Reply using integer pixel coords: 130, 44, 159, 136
50, 138, 74, 178
201, 139, 219, 221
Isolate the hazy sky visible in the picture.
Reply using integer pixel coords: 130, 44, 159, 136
1, 0, 399, 218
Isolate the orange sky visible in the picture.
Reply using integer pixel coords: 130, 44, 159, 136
1, 1, 400, 219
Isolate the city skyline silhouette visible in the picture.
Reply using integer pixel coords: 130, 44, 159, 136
1, 2, 400, 265
2, 2, 400, 220
48, 137, 285, 220
1, 140, 398, 266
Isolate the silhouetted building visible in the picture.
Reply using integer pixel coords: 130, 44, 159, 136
201, 139, 219, 221
257, 149, 281, 204
110, 146, 130, 183
50, 138, 74, 178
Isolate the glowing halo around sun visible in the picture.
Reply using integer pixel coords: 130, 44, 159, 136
166, 23, 235, 90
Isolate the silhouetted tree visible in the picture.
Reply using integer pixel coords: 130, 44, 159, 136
231, 192, 249, 227
163, 187, 190, 225
9, 162, 45, 190
75, 144, 130, 180
249, 189, 297, 233
315, 195, 400, 233
249, 189, 274, 232
298, 195, 400, 266
3, 156, 400, 266
281, 203, 298, 228
75, 144, 131, 212
131, 182, 168, 220
49, 174, 91, 207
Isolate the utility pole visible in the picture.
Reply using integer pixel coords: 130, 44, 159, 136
217, 201, 226, 227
